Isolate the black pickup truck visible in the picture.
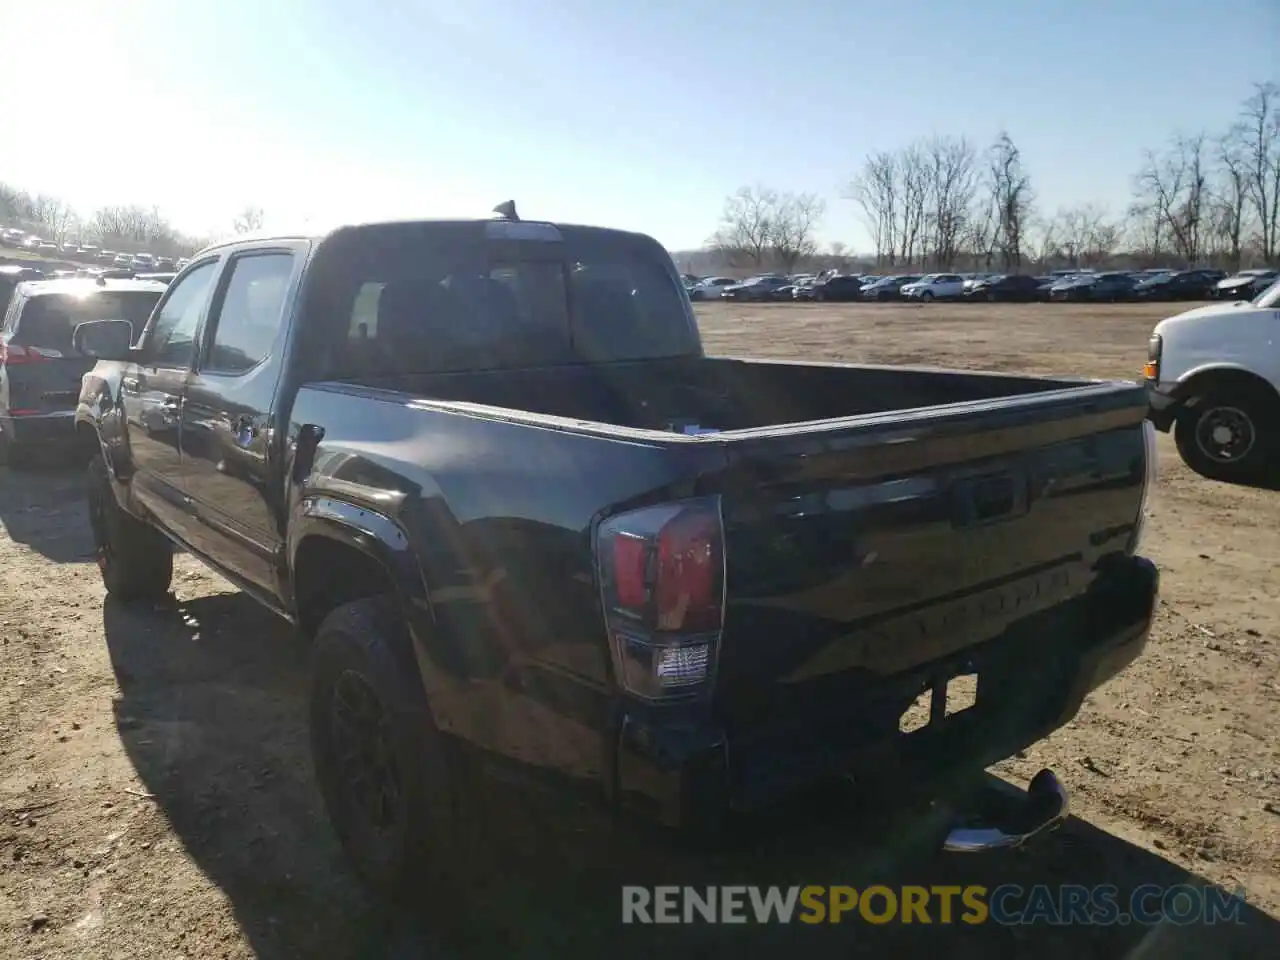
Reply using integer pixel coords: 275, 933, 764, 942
74, 214, 1159, 894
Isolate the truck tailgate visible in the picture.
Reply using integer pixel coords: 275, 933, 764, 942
709, 381, 1149, 732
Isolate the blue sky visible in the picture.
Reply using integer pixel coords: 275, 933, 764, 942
3, 0, 1276, 251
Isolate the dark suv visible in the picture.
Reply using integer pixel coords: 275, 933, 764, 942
1, 277, 165, 462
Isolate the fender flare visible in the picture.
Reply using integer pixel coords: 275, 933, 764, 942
288, 496, 447, 720
287, 495, 432, 623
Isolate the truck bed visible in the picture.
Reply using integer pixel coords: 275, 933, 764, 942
345, 355, 1087, 434
295, 359, 1152, 819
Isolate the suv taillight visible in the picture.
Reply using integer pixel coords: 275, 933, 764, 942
0, 342, 49, 366
596, 497, 725, 700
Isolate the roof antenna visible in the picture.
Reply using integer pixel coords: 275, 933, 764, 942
492, 200, 519, 221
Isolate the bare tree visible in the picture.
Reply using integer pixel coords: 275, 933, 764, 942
1028, 215, 1057, 267
710, 185, 775, 267
91, 205, 153, 248
90, 206, 130, 245
1239, 82, 1280, 263
30, 194, 77, 243
1125, 198, 1166, 264
987, 132, 1035, 270
233, 205, 265, 235
1051, 206, 1092, 266
0, 182, 30, 223
964, 196, 997, 270
898, 143, 930, 267
709, 186, 823, 271
769, 192, 825, 271
1211, 128, 1252, 269
923, 135, 978, 268
1134, 133, 1209, 263
1081, 208, 1122, 266
846, 151, 899, 265
87, 204, 188, 255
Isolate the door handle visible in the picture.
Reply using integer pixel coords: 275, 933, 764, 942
230, 415, 259, 446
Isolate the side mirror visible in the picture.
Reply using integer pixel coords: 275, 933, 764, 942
72, 319, 135, 361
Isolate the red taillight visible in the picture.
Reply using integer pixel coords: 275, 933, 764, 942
596, 497, 725, 700
612, 534, 649, 608
0, 342, 49, 365
655, 508, 720, 633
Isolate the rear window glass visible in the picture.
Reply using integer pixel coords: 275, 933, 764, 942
339, 261, 574, 376
15, 291, 161, 354
311, 225, 697, 377
568, 253, 694, 362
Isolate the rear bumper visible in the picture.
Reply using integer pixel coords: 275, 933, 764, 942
615, 554, 1158, 829
0, 410, 78, 446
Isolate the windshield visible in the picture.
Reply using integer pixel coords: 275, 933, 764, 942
1252, 278, 1280, 308
14, 291, 161, 353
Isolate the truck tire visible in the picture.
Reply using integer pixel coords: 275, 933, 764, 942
1174, 391, 1276, 484
310, 596, 460, 900
87, 455, 174, 601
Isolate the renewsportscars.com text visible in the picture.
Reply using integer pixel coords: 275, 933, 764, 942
621, 884, 1246, 926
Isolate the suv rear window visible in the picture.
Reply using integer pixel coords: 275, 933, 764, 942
13, 291, 161, 354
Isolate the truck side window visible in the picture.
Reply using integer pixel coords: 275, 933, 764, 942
203, 253, 294, 374
145, 261, 218, 367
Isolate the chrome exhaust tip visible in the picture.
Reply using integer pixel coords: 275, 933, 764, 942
943, 768, 1070, 853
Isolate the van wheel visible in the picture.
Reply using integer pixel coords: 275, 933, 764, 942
310, 596, 462, 900
87, 455, 173, 601
1174, 392, 1275, 483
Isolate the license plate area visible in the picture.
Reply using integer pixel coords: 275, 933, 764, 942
899, 670, 980, 734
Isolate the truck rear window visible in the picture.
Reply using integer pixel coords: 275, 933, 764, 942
312, 225, 699, 377
15, 292, 161, 354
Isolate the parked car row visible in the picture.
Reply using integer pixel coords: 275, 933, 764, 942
0, 226, 190, 272
684, 266, 1276, 305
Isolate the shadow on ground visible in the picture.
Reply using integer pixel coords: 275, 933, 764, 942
100, 592, 1280, 960
0, 459, 96, 563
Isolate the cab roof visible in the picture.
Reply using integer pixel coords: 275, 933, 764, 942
188, 216, 659, 260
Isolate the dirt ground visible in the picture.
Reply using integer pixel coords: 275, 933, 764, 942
1, 300, 1278, 959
